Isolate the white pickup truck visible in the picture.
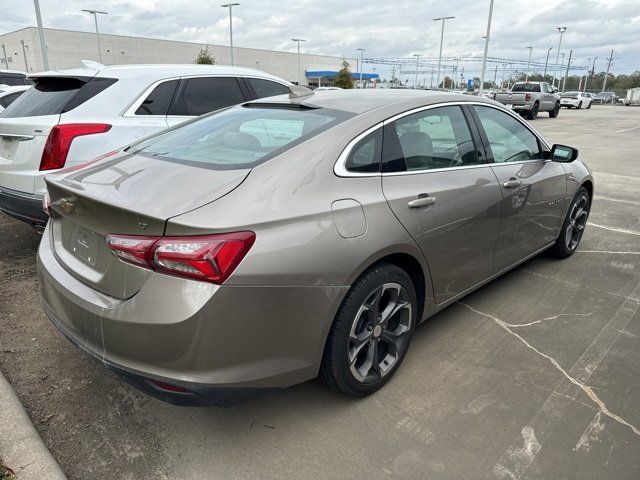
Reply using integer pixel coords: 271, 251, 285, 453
494, 82, 561, 120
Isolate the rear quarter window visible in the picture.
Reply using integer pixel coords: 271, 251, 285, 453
0, 76, 117, 118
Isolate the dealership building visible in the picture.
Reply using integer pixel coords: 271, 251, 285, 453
0, 27, 376, 87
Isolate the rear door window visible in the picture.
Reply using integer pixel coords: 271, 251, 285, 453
169, 77, 246, 116
0, 92, 22, 108
0, 76, 117, 118
135, 80, 179, 115
247, 78, 290, 99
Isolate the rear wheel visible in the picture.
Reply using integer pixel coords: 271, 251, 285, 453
577, 101, 583, 109
320, 263, 417, 397
551, 187, 590, 258
549, 102, 560, 118
526, 102, 539, 120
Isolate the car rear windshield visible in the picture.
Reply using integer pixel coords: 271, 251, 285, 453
132, 105, 352, 170
563, 91, 580, 96
512, 83, 541, 92
0, 76, 117, 118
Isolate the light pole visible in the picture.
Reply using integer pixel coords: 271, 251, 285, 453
433, 16, 455, 89
582, 57, 590, 91
291, 38, 306, 85
33, 0, 49, 70
20, 40, 29, 71
357, 48, 366, 88
602, 49, 614, 93
82, 9, 107, 64
479, 0, 494, 95
543, 47, 553, 79
552, 26, 566, 88
221, 3, 240, 66
413, 54, 421, 89
524, 47, 533, 82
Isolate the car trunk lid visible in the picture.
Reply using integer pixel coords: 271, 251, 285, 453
45, 152, 250, 299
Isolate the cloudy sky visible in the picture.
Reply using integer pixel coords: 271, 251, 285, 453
2, 0, 639, 81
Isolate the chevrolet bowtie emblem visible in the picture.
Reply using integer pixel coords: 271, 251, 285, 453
60, 199, 74, 214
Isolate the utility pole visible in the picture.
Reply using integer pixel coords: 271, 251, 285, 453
433, 16, 455, 89
81, 9, 108, 64
33, 0, 49, 70
543, 47, 553, 79
552, 26, 566, 88
356, 48, 366, 88
291, 38, 306, 85
562, 49, 572, 92
20, 40, 29, 71
413, 54, 421, 89
493, 64, 498, 88
602, 49, 613, 92
586, 57, 597, 92
221, 3, 240, 66
479, 0, 494, 95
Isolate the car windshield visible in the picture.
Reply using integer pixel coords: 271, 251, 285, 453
132, 105, 352, 170
512, 83, 541, 92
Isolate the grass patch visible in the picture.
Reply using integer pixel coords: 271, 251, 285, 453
0, 458, 15, 480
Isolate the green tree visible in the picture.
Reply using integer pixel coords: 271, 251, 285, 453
333, 58, 354, 89
195, 46, 215, 65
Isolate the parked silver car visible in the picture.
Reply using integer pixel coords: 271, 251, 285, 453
37, 90, 593, 406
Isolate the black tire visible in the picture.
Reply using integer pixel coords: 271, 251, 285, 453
320, 263, 417, 397
549, 102, 560, 117
526, 102, 539, 120
587, 102, 592, 109
550, 187, 590, 259
577, 101, 582, 109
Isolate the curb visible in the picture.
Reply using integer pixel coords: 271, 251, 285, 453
0, 371, 67, 480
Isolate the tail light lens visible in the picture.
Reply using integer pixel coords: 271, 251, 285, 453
525, 93, 531, 102
105, 232, 256, 284
39, 123, 112, 171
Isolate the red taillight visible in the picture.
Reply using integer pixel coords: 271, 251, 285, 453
525, 93, 531, 102
105, 232, 256, 284
39, 123, 112, 171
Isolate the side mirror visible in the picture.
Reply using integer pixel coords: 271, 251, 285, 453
551, 144, 578, 162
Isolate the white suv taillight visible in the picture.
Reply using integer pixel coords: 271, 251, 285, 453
105, 232, 256, 284
39, 123, 112, 171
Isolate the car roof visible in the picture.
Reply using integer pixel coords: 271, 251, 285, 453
246, 88, 495, 115
29, 63, 291, 84
0, 69, 27, 76
0, 85, 30, 95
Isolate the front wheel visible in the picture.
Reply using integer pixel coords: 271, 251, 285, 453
577, 101, 583, 109
320, 263, 417, 397
549, 103, 560, 117
551, 187, 590, 258
587, 102, 592, 109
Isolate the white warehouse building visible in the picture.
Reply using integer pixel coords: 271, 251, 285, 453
0, 27, 359, 86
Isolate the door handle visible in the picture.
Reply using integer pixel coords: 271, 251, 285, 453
408, 195, 436, 208
502, 179, 522, 188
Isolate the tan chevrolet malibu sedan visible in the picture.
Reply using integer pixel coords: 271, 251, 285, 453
37, 89, 593, 406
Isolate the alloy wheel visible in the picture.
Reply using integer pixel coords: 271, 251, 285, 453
348, 283, 412, 383
565, 194, 589, 251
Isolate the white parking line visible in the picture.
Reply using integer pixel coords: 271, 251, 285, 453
588, 222, 640, 236
615, 125, 640, 133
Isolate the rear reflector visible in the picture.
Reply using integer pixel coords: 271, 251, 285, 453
105, 232, 256, 284
39, 123, 112, 171
150, 380, 190, 393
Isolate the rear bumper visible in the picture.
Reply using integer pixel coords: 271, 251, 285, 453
37, 224, 347, 406
560, 99, 580, 107
0, 185, 47, 227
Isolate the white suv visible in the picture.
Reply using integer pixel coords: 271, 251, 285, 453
0, 63, 292, 229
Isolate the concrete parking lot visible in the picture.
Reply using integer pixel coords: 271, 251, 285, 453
0, 104, 639, 480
